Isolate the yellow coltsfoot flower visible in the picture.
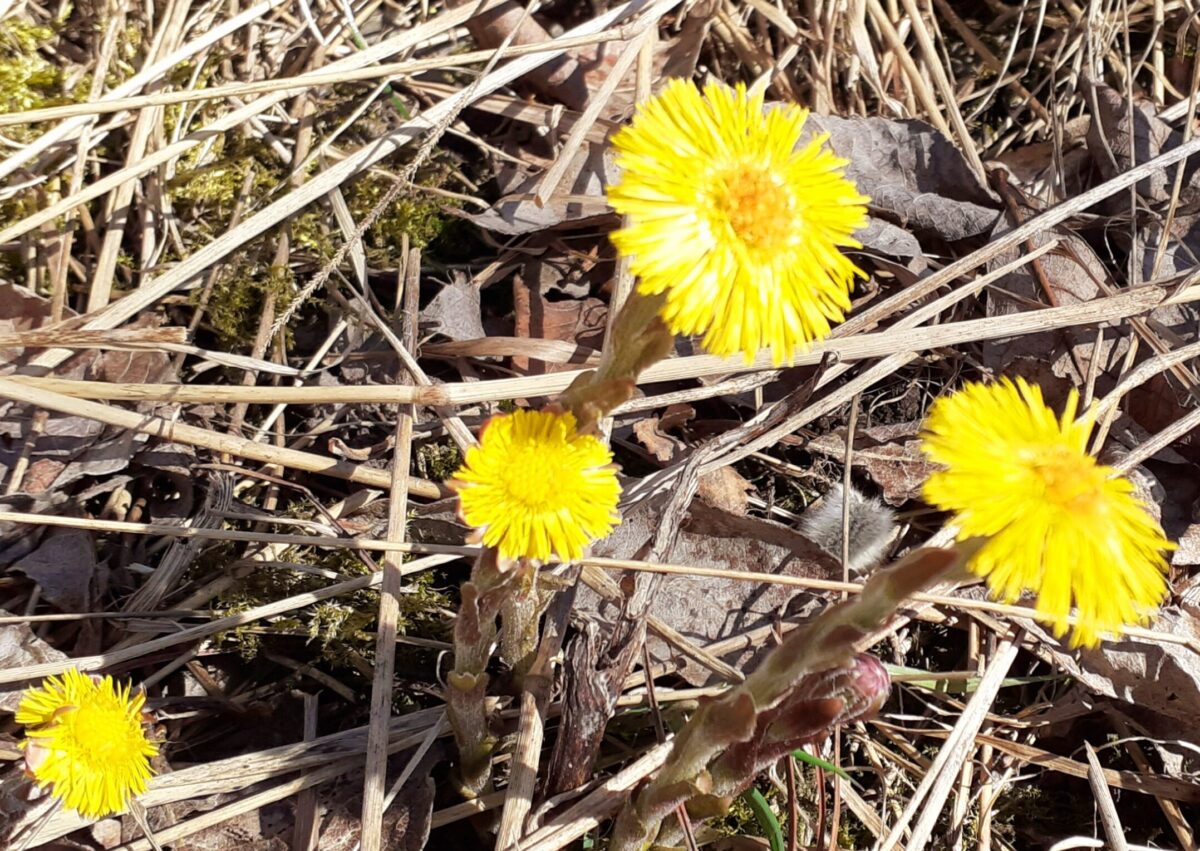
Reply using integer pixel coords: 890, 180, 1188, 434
920, 377, 1174, 647
607, 79, 870, 365
17, 668, 158, 819
450, 409, 621, 562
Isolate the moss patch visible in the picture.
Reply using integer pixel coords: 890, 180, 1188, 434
213, 541, 451, 675
416, 441, 463, 482
196, 262, 295, 350
0, 20, 67, 120
345, 171, 458, 265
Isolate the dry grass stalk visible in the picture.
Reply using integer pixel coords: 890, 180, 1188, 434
0, 553, 458, 686
360, 250, 422, 851
16, 278, 1200, 410
0, 376, 444, 498
877, 635, 1021, 851
1085, 742, 1132, 851
3, 0, 1199, 845
2, 506, 1195, 652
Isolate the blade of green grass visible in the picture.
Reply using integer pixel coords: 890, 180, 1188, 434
884, 664, 1057, 694
741, 788, 785, 851
792, 747, 850, 780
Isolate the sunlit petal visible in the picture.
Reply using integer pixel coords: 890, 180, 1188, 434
450, 409, 621, 562
921, 378, 1173, 647
607, 80, 869, 365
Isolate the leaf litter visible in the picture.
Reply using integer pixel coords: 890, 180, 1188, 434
0, 1, 1199, 848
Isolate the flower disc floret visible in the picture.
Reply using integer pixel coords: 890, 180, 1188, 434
607, 79, 870, 365
17, 668, 158, 819
450, 409, 621, 562
920, 377, 1173, 647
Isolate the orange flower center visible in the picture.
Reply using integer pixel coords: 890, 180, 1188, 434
709, 165, 793, 255
1027, 446, 1106, 515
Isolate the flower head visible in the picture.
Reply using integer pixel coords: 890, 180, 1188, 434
17, 668, 158, 819
450, 409, 621, 562
921, 378, 1173, 647
607, 79, 870, 365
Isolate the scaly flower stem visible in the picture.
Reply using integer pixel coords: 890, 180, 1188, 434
497, 561, 554, 677
446, 547, 518, 796
559, 289, 673, 433
610, 540, 982, 850
654, 653, 890, 848
447, 289, 673, 795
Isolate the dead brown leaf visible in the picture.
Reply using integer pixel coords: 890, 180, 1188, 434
1085, 78, 1178, 204
806, 422, 935, 505
0, 612, 69, 711
1140, 213, 1200, 280
804, 114, 1001, 242
632, 410, 753, 515
582, 498, 841, 685
1172, 523, 1200, 568
466, 142, 617, 236
448, 0, 589, 110
983, 221, 1108, 382
12, 529, 99, 613
1032, 608, 1200, 733
419, 271, 485, 343
512, 279, 607, 374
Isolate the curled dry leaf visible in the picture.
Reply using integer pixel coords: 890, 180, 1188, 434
445, 0, 589, 110
1173, 525, 1200, 569
467, 142, 618, 236
512, 271, 607, 374
0, 284, 177, 498
992, 115, 1092, 204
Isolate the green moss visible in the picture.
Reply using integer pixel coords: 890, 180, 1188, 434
213, 599, 265, 661
416, 442, 462, 482
0, 21, 65, 121
196, 262, 295, 350
212, 541, 451, 674
170, 138, 281, 230
289, 208, 337, 260
345, 171, 458, 264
